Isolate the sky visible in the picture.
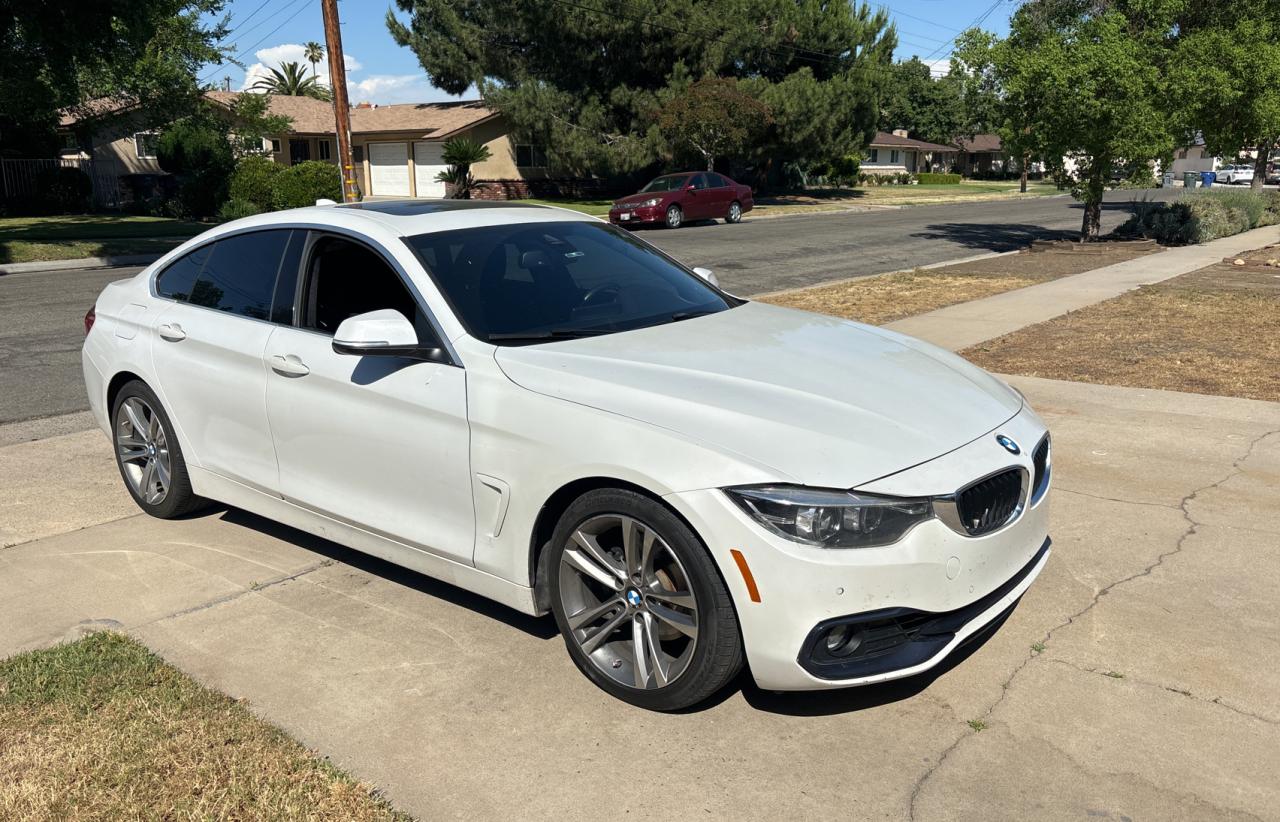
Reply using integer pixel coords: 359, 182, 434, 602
198, 0, 1015, 104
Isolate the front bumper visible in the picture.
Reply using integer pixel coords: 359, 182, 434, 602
608, 205, 662, 225
663, 405, 1051, 691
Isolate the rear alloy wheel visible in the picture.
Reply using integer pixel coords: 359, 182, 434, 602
549, 489, 743, 711
664, 204, 683, 229
725, 201, 742, 224
111, 380, 206, 519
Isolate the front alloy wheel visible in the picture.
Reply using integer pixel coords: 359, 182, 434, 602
549, 489, 743, 710
664, 205, 682, 229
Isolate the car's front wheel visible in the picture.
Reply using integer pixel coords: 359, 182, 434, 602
664, 204, 683, 229
548, 488, 744, 711
111, 379, 206, 519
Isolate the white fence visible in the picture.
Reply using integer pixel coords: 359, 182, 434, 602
0, 157, 123, 208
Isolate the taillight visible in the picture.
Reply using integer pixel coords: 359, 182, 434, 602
84, 306, 96, 335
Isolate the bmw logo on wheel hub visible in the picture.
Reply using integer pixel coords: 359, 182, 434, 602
625, 589, 643, 608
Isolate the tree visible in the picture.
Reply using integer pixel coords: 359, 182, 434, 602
877, 58, 962, 146
251, 62, 331, 100
386, 0, 895, 179
0, 0, 228, 153
304, 41, 325, 81
948, 29, 1002, 139
990, 1, 1177, 240
158, 115, 236, 218
1170, 6, 1280, 191
436, 137, 493, 198
657, 77, 773, 170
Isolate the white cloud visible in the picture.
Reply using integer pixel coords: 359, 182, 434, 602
236, 42, 467, 105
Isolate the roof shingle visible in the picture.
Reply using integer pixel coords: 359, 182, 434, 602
868, 131, 956, 152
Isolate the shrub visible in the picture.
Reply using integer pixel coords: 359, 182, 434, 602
217, 198, 261, 222
270, 161, 342, 209
157, 119, 235, 219
228, 156, 280, 212
917, 172, 961, 185
34, 166, 93, 213
1118, 189, 1277, 244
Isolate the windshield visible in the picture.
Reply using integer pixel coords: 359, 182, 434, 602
640, 175, 690, 193
405, 221, 736, 344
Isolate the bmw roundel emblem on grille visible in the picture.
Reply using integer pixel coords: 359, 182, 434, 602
996, 434, 1021, 455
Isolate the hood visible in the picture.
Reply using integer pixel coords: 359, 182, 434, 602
613, 192, 670, 207
494, 302, 1022, 489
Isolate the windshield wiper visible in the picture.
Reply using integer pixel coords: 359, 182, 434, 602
487, 328, 615, 342
667, 309, 718, 323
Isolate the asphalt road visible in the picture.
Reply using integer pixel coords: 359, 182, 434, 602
0, 189, 1165, 426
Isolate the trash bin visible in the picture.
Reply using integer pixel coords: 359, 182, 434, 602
1200, 171, 1215, 188
1161, 172, 1176, 188
1183, 172, 1199, 188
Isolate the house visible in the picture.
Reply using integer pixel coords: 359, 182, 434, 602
952, 134, 1007, 176
863, 130, 956, 175
55, 91, 554, 202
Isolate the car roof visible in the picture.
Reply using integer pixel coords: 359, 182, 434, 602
225, 198, 598, 238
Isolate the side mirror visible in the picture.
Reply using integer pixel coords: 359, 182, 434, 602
332, 309, 446, 362
692, 266, 719, 288
684, 184, 696, 192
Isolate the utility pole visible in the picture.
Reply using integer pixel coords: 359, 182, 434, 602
321, 0, 359, 202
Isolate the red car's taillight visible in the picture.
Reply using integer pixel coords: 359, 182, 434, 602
84, 306, 96, 335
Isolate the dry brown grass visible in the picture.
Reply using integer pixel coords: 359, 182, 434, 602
761, 271, 1047, 325
963, 252, 1280, 402
0, 632, 409, 821
758, 243, 1160, 326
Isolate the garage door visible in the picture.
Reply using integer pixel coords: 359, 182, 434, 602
413, 141, 447, 198
367, 142, 410, 196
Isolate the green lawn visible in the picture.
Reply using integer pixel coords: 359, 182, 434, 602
0, 215, 207, 265
521, 197, 614, 216
0, 632, 408, 820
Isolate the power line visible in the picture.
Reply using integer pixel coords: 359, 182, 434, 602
918, 0, 1007, 64
200, 0, 313, 84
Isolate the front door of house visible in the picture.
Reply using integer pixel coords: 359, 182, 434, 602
289, 139, 311, 165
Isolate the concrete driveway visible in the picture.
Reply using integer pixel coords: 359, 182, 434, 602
2, 374, 1277, 820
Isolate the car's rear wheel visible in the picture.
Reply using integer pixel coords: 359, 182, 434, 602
548, 488, 743, 711
725, 200, 742, 224
111, 380, 206, 519
664, 204, 683, 229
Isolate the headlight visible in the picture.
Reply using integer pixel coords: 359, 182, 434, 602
638, 197, 662, 207
725, 485, 933, 548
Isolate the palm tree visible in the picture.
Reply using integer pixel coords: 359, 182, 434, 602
251, 61, 330, 101
303, 42, 324, 81
436, 137, 493, 198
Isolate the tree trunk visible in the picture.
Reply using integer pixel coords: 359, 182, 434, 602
1020, 152, 1029, 193
1251, 140, 1271, 192
705, 153, 714, 171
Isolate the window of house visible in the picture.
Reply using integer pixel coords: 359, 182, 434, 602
890, 149, 900, 164
134, 132, 159, 159
319, 140, 333, 161
868, 148, 879, 163
271, 139, 282, 153
60, 133, 80, 153
515, 144, 548, 168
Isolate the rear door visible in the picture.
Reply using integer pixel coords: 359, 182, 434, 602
368, 142, 411, 196
149, 229, 300, 493
706, 173, 734, 217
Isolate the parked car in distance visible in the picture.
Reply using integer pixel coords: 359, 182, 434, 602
609, 172, 753, 229
84, 199, 1050, 711
1216, 164, 1255, 185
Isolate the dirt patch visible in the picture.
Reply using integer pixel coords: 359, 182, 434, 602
963, 245, 1280, 402
759, 242, 1161, 326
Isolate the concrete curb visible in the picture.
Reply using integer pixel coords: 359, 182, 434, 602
0, 253, 163, 276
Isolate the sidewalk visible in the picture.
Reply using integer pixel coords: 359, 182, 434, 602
884, 224, 1280, 351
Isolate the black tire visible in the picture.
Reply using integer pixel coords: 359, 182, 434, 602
548, 488, 744, 711
725, 200, 742, 224
664, 204, 683, 229
110, 379, 208, 519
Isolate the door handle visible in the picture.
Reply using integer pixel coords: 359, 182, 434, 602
157, 322, 186, 342
269, 353, 310, 377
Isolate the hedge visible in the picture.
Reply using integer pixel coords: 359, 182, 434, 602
269, 161, 342, 210
916, 172, 961, 185
1117, 189, 1280, 245
228, 155, 280, 212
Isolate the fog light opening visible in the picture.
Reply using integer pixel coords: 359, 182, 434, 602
823, 624, 864, 658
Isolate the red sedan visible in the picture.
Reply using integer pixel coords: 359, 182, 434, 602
608, 172, 754, 229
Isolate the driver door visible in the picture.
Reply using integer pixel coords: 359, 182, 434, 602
262, 232, 474, 565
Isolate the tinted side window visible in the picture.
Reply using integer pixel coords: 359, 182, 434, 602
303, 236, 427, 339
708, 173, 728, 187
155, 245, 212, 302
188, 231, 291, 320
690, 173, 710, 190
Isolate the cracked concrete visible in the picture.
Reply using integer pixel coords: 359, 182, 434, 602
2, 374, 1278, 820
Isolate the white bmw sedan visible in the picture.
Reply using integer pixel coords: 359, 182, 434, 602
83, 200, 1051, 711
